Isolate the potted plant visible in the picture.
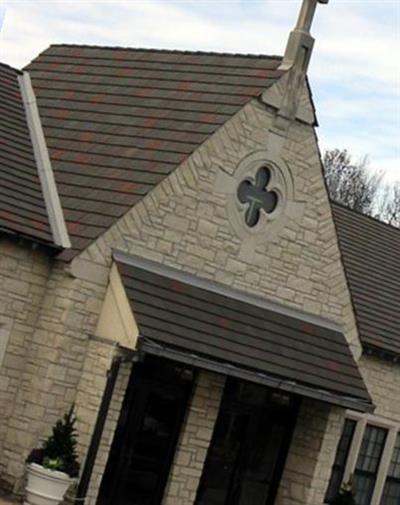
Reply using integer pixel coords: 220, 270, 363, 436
25, 407, 80, 505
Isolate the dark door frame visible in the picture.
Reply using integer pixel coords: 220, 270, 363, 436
195, 378, 301, 505
96, 355, 195, 505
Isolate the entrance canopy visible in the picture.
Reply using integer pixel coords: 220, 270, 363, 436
113, 250, 373, 413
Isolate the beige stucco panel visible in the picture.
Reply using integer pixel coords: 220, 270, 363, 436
95, 262, 139, 350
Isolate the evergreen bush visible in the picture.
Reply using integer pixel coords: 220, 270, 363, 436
26, 406, 80, 477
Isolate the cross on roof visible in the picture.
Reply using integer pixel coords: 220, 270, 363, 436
296, 0, 329, 34
279, 0, 330, 72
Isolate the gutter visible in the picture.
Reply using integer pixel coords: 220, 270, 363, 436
140, 339, 375, 414
18, 71, 71, 249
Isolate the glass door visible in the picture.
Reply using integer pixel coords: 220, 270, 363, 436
196, 379, 299, 505
97, 356, 194, 505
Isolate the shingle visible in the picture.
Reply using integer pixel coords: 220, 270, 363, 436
333, 203, 400, 357
116, 253, 372, 411
26, 44, 284, 258
0, 63, 53, 244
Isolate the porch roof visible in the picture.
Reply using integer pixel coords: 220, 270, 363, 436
114, 250, 374, 413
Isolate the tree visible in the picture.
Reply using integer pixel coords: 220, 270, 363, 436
381, 182, 400, 227
323, 148, 383, 216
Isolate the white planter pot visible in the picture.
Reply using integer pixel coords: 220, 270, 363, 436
25, 463, 74, 505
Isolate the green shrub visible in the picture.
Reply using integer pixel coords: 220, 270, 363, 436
26, 406, 80, 478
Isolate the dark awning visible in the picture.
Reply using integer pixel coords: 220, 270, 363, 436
114, 250, 374, 413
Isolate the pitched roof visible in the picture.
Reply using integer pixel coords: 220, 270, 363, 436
26, 44, 283, 259
115, 251, 373, 412
0, 63, 53, 245
4, 44, 399, 360
333, 203, 400, 358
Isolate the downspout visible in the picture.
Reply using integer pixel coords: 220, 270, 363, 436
74, 346, 137, 504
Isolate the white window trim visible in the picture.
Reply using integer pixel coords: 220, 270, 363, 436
341, 411, 400, 505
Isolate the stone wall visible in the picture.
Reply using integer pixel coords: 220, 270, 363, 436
359, 354, 400, 422
1, 86, 361, 502
0, 238, 51, 489
81, 365, 224, 505
80, 96, 360, 357
0, 251, 110, 491
276, 401, 344, 505
83, 350, 131, 505
72, 94, 357, 503
162, 371, 225, 505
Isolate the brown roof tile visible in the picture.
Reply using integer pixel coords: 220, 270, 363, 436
26, 45, 283, 259
4, 45, 397, 363
116, 252, 373, 412
333, 203, 400, 357
0, 63, 53, 244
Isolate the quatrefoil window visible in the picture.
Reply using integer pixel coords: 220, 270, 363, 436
237, 166, 278, 227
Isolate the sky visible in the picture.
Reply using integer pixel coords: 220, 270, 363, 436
0, 0, 399, 182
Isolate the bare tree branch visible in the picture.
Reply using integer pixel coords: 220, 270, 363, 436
379, 182, 400, 227
323, 148, 384, 217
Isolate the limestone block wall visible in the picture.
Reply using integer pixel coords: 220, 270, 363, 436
0, 255, 110, 491
276, 401, 344, 505
82, 368, 224, 505
70, 96, 359, 503
359, 355, 400, 422
80, 97, 360, 357
73, 338, 117, 463
162, 371, 225, 505
0, 87, 362, 502
84, 352, 131, 505
0, 238, 51, 489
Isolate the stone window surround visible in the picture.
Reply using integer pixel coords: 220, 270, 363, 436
333, 410, 400, 505
227, 150, 294, 241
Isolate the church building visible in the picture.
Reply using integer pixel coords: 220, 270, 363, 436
0, 1, 399, 504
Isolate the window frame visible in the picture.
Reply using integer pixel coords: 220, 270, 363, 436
325, 418, 357, 503
381, 432, 400, 504
328, 411, 400, 505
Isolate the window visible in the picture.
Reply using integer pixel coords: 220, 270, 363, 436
381, 433, 400, 505
352, 425, 387, 505
325, 414, 400, 505
237, 166, 279, 227
325, 419, 357, 502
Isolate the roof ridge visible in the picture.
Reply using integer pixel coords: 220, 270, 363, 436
47, 43, 283, 60
0, 61, 22, 74
331, 200, 400, 235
